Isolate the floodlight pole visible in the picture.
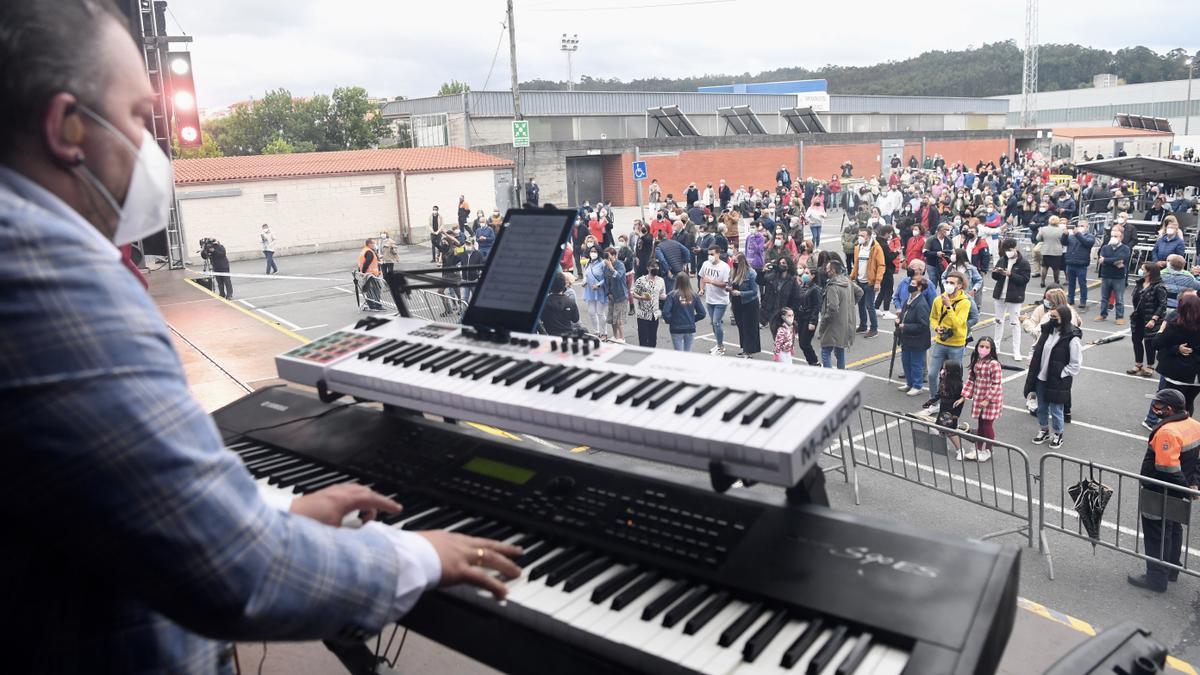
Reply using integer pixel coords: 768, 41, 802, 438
1186, 59, 1194, 136
507, 0, 523, 206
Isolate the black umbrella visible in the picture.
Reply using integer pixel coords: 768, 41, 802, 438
1068, 476, 1113, 548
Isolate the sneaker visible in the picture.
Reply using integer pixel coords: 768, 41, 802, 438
1077, 304, 1087, 311
855, 326, 868, 334
963, 448, 978, 460
1142, 420, 1156, 432
709, 346, 724, 355
1115, 318, 1126, 325
865, 329, 878, 339
976, 449, 992, 462
1032, 429, 1050, 445
897, 383, 911, 391
1095, 315, 1107, 322
1012, 352, 1023, 362
906, 387, 923, 396
1048, 433, 1063, 449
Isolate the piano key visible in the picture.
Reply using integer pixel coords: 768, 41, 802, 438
591, 374, 634, 401
553, 564, 633, 624
675, 385, 715, 414
472, 356, 513, 380
447, 353, 489, 376
444, 517, 482, 533
399, 345, 442, 367
514, 541, 558, 568
273, 466, 327, 488
614, 377, 650, 404
510, 533, 544, 550
663, 584, 710, 628
684, 591, 733, 635
527, 547, 582, 582
546, 550, 597, 586
683, 607, 772, 674
454, 519, 499, 537
610, 572, 662, 611
648, 381, 688, 410
476, 523, 516, 541
781, 619, 827, 669
721, 392, 760, 423
631, 379, 672, 407
693, 387, 732, 417
296, 472, 351, 492
550, 368, 593, 394
719, 601, 767, 647
659, 598, 748, 665
867, 646, 910, 675
536, 366, 576, 392
586, 577, 674, 635
729, 619, 809, 675
525, 364, 566, 390
561, 556, 613, 593
505, 547, 568, 603
504, 362, 545, 386
360, 339, 403, 361
421, 348, 464, 370
574, 371, 614, 398
805, 625, 849, 675
591, 565, 642, 604
490, 360, 529, 384
743, 609, 790, 663
382, 343, 426, 364
761, 396, 800, 429
400, 508, 455, 531
834, 632, 873, 675
419, 508, 470, 531
742, 394, 781, 426
427, 350, 471, 373
641, 579, 693, 622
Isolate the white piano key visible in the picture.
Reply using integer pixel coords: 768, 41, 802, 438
728, 619, 809, 675
579, 578, 675, 634
685, 610, 773, 675
815, 634, 859, 675
552, 565, 635, 624
865, 646, 909, 675
535, 563, 627, 618
657, 600, 749, 666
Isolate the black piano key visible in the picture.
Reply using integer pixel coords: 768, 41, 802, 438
561, 556, 613, 593
537, 366, 576, 392
527, 547, 581, 581
295, 473, 349, 492
504, 362, 545, 386
268, 461, 317, 480
510, 533, 543, 550
526, 365, 566, 390
276, 467, 329, 488
231, 446, 273, 460
718, 601, 766, 647
806, 625, 849, 675
610, 572, 661, 611
382, 343, 426, 365
449, 353, 490, 376
424, 350, 466, 372
631, 379, 671, 407
834, 632, 874, 675
662, 584, 710, 628
421, 509, 470, 531
454, 519, 499, 537
366, 339, 407, 361
243, 453, 286, 469
591, 566, 641, 604
473, 356, 513, 380
641, 579, 692, 621
693, 387, 732, 418
576, 372, 615, 398
743, 610, 789, 663
401, 508, 456, 531
553, 369, 594, 394
683, 591, 732, 635
400, 345, 442, 367
591, 374, 634, 401
648, 381, 688, 410
546, 550, 597, 586
762, 396, 800, 429
721, 391, 760, 423
247, 457, 301, 476
476, 523, 516, 541
271, 465, 322, 486
675, 385, 714, 414
515, 541, 558, 568
446, 517, 484, 533
742, 394, 780, 425
358, 338, 398, 360
781, 619, 826, 669
491, 360, 529, 384
614, 377, 649, 404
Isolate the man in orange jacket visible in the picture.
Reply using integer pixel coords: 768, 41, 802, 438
851, 224, 885, 338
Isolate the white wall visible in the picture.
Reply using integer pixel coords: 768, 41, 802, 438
177, 173, 400, 261
404, 168, 500, 241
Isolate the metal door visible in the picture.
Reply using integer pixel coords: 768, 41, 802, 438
494, 169, 512, 213
566, 156, 604, 207
881, 139, 905, 174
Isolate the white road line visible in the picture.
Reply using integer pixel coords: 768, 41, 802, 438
295, 324, 329, 331
238, 299, 304, 331
239, 285, 351, 302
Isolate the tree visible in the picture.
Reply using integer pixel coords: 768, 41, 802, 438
210, 86, 390, 156
171, 130, 224, 159
328, 86, 391, 150
438, 79, 470, 96
261, 136, 295, 155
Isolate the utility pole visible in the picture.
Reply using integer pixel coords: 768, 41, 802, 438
1020, 0, 1039, 128
507, 0, 523, 206
1186, 58, 1194, 136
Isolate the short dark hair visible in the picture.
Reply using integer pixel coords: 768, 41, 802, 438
0, 0, 124, 155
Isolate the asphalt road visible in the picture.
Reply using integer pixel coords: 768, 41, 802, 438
180, 216, 1200, 667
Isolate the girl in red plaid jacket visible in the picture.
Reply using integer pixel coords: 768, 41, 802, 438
959, 336, 1005, 462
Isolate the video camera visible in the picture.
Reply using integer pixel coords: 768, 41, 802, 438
197, 237, 218, 258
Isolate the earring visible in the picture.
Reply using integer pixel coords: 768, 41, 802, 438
73, 152, 85, 166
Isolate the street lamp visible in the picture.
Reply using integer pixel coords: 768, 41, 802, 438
1186, 57, 1195, 136
560, 33, 579, 92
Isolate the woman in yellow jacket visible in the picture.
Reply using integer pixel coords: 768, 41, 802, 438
922, 270, 972, 411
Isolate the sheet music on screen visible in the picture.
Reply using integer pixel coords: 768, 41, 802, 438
471, 214, 568, 315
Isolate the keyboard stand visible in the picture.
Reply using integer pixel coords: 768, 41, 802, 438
708, 460, 829, 508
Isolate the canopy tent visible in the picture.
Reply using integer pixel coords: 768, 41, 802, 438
1077, 156, 1200, 188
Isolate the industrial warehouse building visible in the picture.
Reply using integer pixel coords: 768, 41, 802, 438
993, 76, 1200, 134
381, 89, 1034, 208
173, 147, 513, 260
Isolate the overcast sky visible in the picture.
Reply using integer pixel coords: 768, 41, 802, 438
168, 0, 1198, 110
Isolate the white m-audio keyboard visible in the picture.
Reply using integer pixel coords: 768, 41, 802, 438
276, 316, 863, 487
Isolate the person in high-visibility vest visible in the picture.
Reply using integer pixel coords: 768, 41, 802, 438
358, 238, 383, 311
1128, 388, 1200, 592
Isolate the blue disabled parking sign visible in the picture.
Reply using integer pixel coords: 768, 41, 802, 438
632, 161, 647, 181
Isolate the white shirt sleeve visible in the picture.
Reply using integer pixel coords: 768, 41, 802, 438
364, 522, 443, 620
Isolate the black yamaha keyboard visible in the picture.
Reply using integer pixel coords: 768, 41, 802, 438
214, 386, 1018, 675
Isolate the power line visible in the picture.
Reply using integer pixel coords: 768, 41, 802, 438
481, 21, 507, 91
166, 6, 188, 36
531, 0, 734, 11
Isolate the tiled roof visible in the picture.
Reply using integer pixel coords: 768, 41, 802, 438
174, 147, 512, 185
1051, 127, 1173, 139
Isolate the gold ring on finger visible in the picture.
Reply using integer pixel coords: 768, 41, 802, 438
474, 547, 486, 566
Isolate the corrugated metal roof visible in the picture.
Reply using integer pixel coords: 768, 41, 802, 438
381, 95, 466, 117
1051, 127, 1172, 139
174, 148, 511, 186
830, 95, 1008, 114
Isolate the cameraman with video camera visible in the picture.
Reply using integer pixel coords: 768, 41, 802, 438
199, 237, 232, 299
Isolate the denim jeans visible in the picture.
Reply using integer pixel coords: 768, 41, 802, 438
1099, 277, 1126, 318
821, 345, 846, 369
856, 281, 877, 330
927, 342, 965, 397
901, 348, 927, 390
1035, 380, 1065, 433
264, 250, 278, 274
1065, 264, 1088, 305
810, 226, 822, 248
707, 302, 728, 348
671, 333, 695, 352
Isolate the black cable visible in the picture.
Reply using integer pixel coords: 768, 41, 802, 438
257, 643, 267, 675
384, 628, 410, 668
234, 401, 362, 436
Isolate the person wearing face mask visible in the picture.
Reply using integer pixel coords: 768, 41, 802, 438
1096, 229, 1132, 324
1025, 304, 1083, 450
895, 276, 932, 396
376, 230, 398, 277
794, 269, 823, 366
923, 224, 953, 288
1126, 387, 1200, 592
1152, 215, 1187, 263
631, 262, 667, 347
699, 244, 732, 355
0, 3, 532, 671
474, 216, 495, 258
905, 224, 927, 268
745, 221, 767, 273
957, 336, 1004, 462
582, 246, 610, 338
1140, 293, 1200, 432
1035, 215, 1066, 287
458, 238, 484, 305
260, 223, 278, 275
991, 239, 1031, 361
1029, 200, 1051, 241
851, 225, 884, 338
818, 259, 863, 369
1129, 262, 1169, 377
923, 271, 971, 410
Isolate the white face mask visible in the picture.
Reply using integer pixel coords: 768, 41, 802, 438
74, 106, 174, 246
1109, 238, 1119, 246
1006, 250, 1017, 259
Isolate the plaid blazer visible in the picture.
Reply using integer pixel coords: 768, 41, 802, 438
0, 170, 406, 674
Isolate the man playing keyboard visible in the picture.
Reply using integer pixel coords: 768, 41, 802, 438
0, 2, 521, 673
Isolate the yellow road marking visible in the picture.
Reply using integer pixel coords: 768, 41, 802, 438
465, 422, 523, 440
184, 279, 309, 344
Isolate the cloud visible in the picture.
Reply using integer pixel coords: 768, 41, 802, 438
167, 0, 1198, 108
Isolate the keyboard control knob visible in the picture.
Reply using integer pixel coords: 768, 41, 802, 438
546, 475, 576, 497
530, 340, 540, 348
509, 337, 520, 345
518, 338, 530, 347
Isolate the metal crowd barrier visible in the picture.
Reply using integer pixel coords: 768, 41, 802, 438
821, 405, 1036, 547
1038, 453, 1197, 581
351, 270, 467, 322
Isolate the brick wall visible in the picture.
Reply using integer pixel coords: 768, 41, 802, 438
600, 155, 625, 204
924, 139, 1012, 167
